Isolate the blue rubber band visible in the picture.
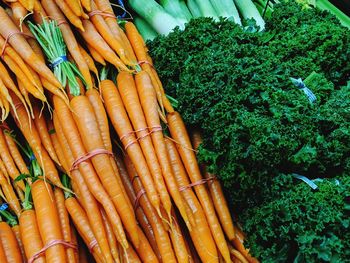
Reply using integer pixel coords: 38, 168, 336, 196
51, 55, 68, 68
0, 203, 8, 211
29, 153, 36, 162
290, 77, 317, 104
292, 173, 318, 190
117, 0, 127, 19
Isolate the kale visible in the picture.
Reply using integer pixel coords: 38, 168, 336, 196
148, 2, 350, 261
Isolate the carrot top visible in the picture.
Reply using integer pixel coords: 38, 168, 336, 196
0, 204, 17, 227
28, 19, 86, 96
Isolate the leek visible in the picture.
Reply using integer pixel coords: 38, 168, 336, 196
134, 17, 158, 41
316, 0, 350, 28
187, 0, 202, 18
209, 0, 242, 24
193, 0, 218, 19
128, 0, 183, 35
159, 0, 192, 24
234, 0, 265, 30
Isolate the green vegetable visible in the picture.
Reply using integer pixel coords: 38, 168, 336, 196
149, 2, 350, 260
209, 0, 242, 24
316, 0, 350, 28
234, 0, 266, 30
128, 0, 183, 35
187, 0, 203, 18
134, 17, 158, 41
159, 0, 192, 24
193, 0, 218, 18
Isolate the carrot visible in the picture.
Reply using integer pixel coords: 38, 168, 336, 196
167, 112, 231, 262
0, 171, 21, 217
125, 22, 172, 113
78, 45, 98, 77
100, 79, 161, 216
80, 20, 131, 72
11, 225, 26, 262
121, 241, 141, 263
165, 138, 219, 263
0, 235, 7, 263
100, 208, 120, 263
52, 97, 127, 248
19, 209, 45, 263
40, 77, 69, 106
33, 0, 47, 23
16, 79, 34, 119
31, 180, 67, 263
0, 129, 25, 191
64, 0, 83, 17
232, 227, 259, 263
81, 0, 91, 12
70, 226, 79, 263
55, 0, 84, 31
134, 71, 193, 229
191, 131, 236, 241
0, 221, 22, 263
54, 188, 76, 263
41, 0, 93, 89
0, 157, 10, 182
86, 43, 106, 65
33, 105, 60, 165
0, 7, 60, 88
86, 88, 132, 211
228, 245, 249, 263
117, 72, 173, 222
132, 226, 159, 263
0, 80, 12, 121
48, 121, 69, 173
89, 1, 133, 67
115, 155, 161, 261
70, 95, 139, 248
18, 0, 34, 12
124, 156, 177, 263
65, 196, 104, 263
55, 125, 114, 263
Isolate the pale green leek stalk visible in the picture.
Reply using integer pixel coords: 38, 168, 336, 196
187, 0, 202, 18
134, 17, 158, 41
128, 0, 183, 35
210, 0, 242, 24
234, 0, 265, 30
316, 0, 350, 28
159, 0, 192, 25
194, 0, 218, 19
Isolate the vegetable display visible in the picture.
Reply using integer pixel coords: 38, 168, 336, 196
148, 1, 350, 261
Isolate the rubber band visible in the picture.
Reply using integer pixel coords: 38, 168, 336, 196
0, 122, 10, 131
70, 149, 114, 171
117, 0, 127, 18
136, 126, 162, 143
57, 20, 68, 26
179, 176, 216, 192
0, 203, 8, 211
0, 31, 34, 59
50, 55, 68, 69
88, 10, 117, 19
138, 60, 154, 69
291, 173, 318, 190
131, 175, 139, 185
28, 239, 77, 263
88, 239, 98, 254
164, 136, 198, 153
120, 126, 162, 151
14, 102, 24, 110
29, 153, 36, 162
133, 189, 146, 210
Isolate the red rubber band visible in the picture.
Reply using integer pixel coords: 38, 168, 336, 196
165, 136, 198, 153
88, 10, 116, 19
1, 31, 33, 59
28, 240, 77, 263
121, 126, 162, 151
138, 60, 154, 68
133, 189, 146, 211
179, 176, 216, 192
57, 19, 68, 26
70, 149, 114, 171
0, 122, 10, 131
88, 239, 98, 253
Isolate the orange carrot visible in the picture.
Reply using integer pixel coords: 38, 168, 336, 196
70, 226, 79, 262
19, 209, 45, 263
81, 0, 91, 12
11, 225, 26, 262
100, 209, 120, 263
132, 226, 159, 263
117, 72, 173, 222
55, 0, 84, 31
80, 20, 130, 72
0, 7, 60, 88
86, 43, 106, 65
70, 95, 139, 248
16, 78, 34, 119
124, 156, 177, 263
64, 0, 83, 17
0, 170, 21, 217
78, 45, 98, 77
135, 71, 193, 229
0, 235, 7, 263
53, 96, 127, 248
0, 221, 22, 263
41, 0, 93, 89
165, 138, 219, 263
232, 227, 259, 263
101, 79, 161, 216
31, 180, 67, 263
191, 131, 235, 241
167, 112, 231, 262
54, 188, 76, 263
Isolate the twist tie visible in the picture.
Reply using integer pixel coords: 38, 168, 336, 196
28, 239, 77, 263
179, 176, 216, 192
290, 77, 316, 103
50, 55, 68, 69
70, 149, 114, 172
291, 173, 318, 190
88, 239, 98, 254
133, 189, 146, 211
0, 203, 8, 211
1, 31, 34, 59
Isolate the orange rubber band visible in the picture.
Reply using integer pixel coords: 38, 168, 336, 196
28, 240, 77, 263
1, 31, 33, 59
70, 149, 114, 171
179, 176, 216, 192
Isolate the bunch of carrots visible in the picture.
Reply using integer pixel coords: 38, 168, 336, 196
0, 0, 258, 262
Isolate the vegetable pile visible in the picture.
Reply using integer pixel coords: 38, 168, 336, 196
148, 1, 350, 261
0, 0, 254, 262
